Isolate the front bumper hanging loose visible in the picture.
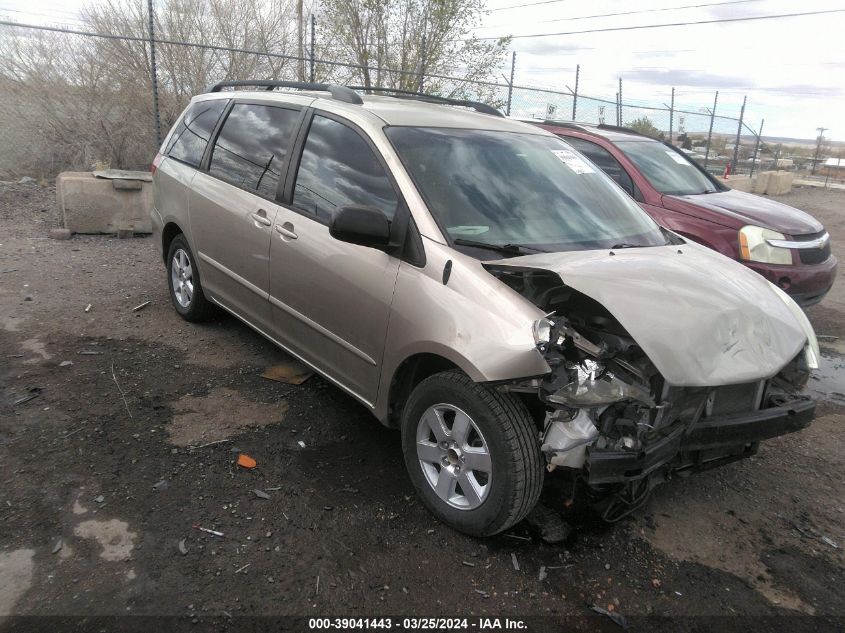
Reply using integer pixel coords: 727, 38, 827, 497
585, 395, 815, 485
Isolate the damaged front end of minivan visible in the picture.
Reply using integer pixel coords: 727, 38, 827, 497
486, 256, 817, 522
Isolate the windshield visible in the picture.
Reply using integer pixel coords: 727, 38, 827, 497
616, 140, 719, 196
385, 127, 669, 253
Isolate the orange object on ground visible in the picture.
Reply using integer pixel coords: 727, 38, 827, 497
237, 454, 257, 469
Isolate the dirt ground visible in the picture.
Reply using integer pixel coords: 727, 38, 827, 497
1, 182, 843, 631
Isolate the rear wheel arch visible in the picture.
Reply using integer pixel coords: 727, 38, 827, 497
161, 222, 184, 263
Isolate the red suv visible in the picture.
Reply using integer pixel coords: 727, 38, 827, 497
534, 122, 837, 307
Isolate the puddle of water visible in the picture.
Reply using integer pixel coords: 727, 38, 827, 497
806, 350, 845, 405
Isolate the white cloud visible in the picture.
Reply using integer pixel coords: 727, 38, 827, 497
479, 0, 845, 138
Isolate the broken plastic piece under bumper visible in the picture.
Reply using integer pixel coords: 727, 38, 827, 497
585, 395, 815, 485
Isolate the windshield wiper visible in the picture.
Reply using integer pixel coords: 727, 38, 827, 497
453, 238, 548, 255
609, 242, 645, 249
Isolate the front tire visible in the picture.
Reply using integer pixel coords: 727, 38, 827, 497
401, 370, 543, 537
166, 234, 216, 322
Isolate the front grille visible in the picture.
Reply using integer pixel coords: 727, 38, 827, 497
793, 231, 832, 265
709, 381, 763, 416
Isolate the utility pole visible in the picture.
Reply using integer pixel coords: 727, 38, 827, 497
147, 0, 161, 148
309, 13, 316, 83
571, 64, 579, 121
812, 126, 828, 176
296, 0, 305, 81
731, 95, 746, 174
704, 90, 718, 170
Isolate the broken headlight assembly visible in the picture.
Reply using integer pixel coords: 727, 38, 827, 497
548, 359, 654, 408
738, 225, 792, 265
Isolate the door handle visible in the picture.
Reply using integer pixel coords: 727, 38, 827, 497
250, 212, 272, 227
275, 223, 298, 240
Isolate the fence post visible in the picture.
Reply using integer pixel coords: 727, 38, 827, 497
506, 51, 516, 116
749, 118, 764, 179
704, 90, 718, 170
618, 77, 623, 125
571, 64, 579, 120
147, 0, 161, 148
418, 32, 427, 92
309, 14, 315, 83
668, 87, 674, 144
731, 95, 746, 174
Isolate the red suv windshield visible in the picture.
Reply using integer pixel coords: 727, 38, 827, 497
616, 140, 720, 196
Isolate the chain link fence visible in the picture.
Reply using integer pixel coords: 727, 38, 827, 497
0, 18, 804, 182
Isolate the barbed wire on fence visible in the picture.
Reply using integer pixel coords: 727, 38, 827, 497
0, 17, 809, 180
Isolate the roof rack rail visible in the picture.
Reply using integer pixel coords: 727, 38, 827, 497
540, 120, 592, 131
348, 86, 504, 118
206, 80, 363, 105
596, 123, 647, 137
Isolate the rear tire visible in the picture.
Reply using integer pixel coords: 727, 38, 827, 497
401, 370, 543, 537
166, 234, 216, 322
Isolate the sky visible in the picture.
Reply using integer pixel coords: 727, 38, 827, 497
1, 0, 843, 140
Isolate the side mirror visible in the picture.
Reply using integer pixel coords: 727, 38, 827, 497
329, 205, 391, 250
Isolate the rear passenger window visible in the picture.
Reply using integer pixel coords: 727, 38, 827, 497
292, 115, 398, 223
566, 137, 635, 197
165, 100, 227, 168
209, 104, 301, 199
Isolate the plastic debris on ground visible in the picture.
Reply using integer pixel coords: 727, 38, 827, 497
253, 489, 270, 500
237, 454, 257, 469
193, 525, 224, 537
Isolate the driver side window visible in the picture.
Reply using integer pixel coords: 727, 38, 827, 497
291, 115, 399, 224
566, 137, 636, 198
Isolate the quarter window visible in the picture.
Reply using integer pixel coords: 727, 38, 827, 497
165, 99, 227, 168
292, 115, 398, 223
209, 104, 301, 199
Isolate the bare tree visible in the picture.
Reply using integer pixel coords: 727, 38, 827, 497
0, 0, 510, 177
317, 0, 510, 96
0, 0, 298, 175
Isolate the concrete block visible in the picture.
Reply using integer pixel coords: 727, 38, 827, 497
49, 228, 72, 240
724, 175, 753, 192
57, 171, 153, 234
768, 171, 794, 195
753, 171, 772, 194
751, 170, 793, 196
112, 179, 143, 191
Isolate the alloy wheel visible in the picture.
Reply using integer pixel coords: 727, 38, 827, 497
416, 403, 492, 510
171, 248, 194, 308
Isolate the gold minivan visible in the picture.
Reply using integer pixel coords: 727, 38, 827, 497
152, 81, 819, 536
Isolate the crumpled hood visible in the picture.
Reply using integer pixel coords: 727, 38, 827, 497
485, 242, 811, 387
665, 189, 823, 235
